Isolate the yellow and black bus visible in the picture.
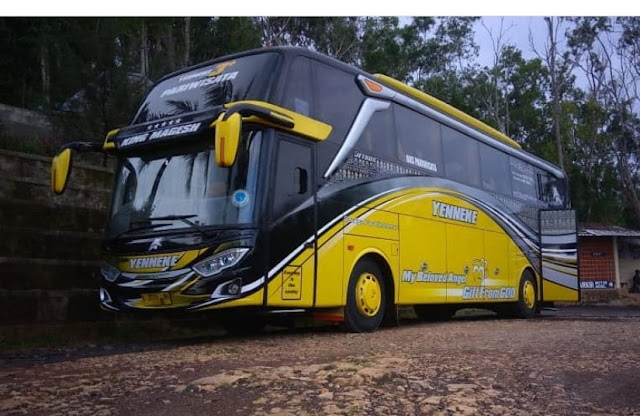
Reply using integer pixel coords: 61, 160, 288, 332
51, 47, 579, 332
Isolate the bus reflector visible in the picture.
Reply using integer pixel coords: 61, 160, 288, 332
364, 79, 383, 93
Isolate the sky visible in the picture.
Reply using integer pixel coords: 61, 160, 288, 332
3, 0, 639, 16
474, 17, 550, 68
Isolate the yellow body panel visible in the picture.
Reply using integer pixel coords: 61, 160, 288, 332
307, 187, 575, 310
343, 209, 399, 241
267, 254, 315, 307
543, 279, 579, 302
445, 223, 485, 302
223, 100, 333, 141
482, 231, 513, 301
398, 216, 447, 304
102, 128, 119, 151
315, 228, 345, 307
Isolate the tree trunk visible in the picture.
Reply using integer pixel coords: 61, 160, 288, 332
165, 20, 176, 72
40, 43, 50, 108
183, 17, 191, 68
545, 17, 565, 171
140, 19, 149, 78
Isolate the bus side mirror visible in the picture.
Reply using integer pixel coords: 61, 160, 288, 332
215, 113, 241, 167
51, 148, 73, 194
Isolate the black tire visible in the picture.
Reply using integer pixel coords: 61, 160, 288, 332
514, 271, 538, 319
414, 305, 455, 321
344, 259, 387, 332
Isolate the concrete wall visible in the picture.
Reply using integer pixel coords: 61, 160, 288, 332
0, 148, 114, 324
0, 103, 54, 141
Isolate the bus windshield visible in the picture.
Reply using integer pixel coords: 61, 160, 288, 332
107, 131, 263, 238
133, 52, 280, 124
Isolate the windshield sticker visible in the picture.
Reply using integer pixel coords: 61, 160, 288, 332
120, 122, 201, 147
160, 71, 239, 98
177, 60, 237, 83
208, 60, 236, 77
231, 190, 250, 208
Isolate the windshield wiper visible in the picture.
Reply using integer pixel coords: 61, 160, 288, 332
112, 215, 208, 240
112, 222, 173, 240
135, 215, 208, 237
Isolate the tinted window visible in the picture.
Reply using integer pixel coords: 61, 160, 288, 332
134, 53, 280, 123
283, 57, 312, 116
442, 126, 480, 186
357, 108, 396, 160
272, 137, 312, 217
479, 143, 511, 194
509, 157, 537, 202
312, 62, 363, 142
538, 173, 566, 207
395, 105, 443, 175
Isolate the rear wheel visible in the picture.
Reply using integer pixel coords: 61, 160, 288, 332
344, 259, 386, 332
514, 271, 538, 318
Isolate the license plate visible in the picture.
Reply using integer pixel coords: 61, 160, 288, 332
141, 292, 173, 306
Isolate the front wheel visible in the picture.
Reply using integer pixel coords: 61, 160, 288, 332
344, 259, 386, 332
514, 271, 538, 318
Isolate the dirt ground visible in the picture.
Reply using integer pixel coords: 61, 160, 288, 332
1, 306, 640, 416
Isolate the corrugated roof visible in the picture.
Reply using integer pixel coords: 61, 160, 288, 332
579, 223, 640, 237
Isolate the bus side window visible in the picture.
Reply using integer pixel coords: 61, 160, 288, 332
479, 143, 511, 194
538, 173, 565, 207
272, 136, 313, 218
311, 61, 363, 142
394, 105, 443, 176
358, 108, 396, 160
283, 57, 312, 116
509, 157, 537, 203
442, 125, 480, 187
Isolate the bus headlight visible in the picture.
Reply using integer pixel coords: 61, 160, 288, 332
192, 248, 249, 277
101, 263, 121, 282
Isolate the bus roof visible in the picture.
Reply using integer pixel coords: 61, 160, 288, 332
373, 73, 522, 150
150, 46, 563, 178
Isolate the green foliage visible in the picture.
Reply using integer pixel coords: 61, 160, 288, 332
0, 16, 638, 226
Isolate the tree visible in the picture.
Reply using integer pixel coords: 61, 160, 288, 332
530, 17, 578, 172
568, 17, 640, 226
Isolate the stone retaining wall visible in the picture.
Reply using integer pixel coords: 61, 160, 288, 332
0, 149, 113, 324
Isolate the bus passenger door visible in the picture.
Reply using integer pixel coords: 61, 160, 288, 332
539, 209, 579, 302
266, 134, 317, 308
483, 231, 512, 301
398, 216, 447, 304
446, 223, 485, 303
